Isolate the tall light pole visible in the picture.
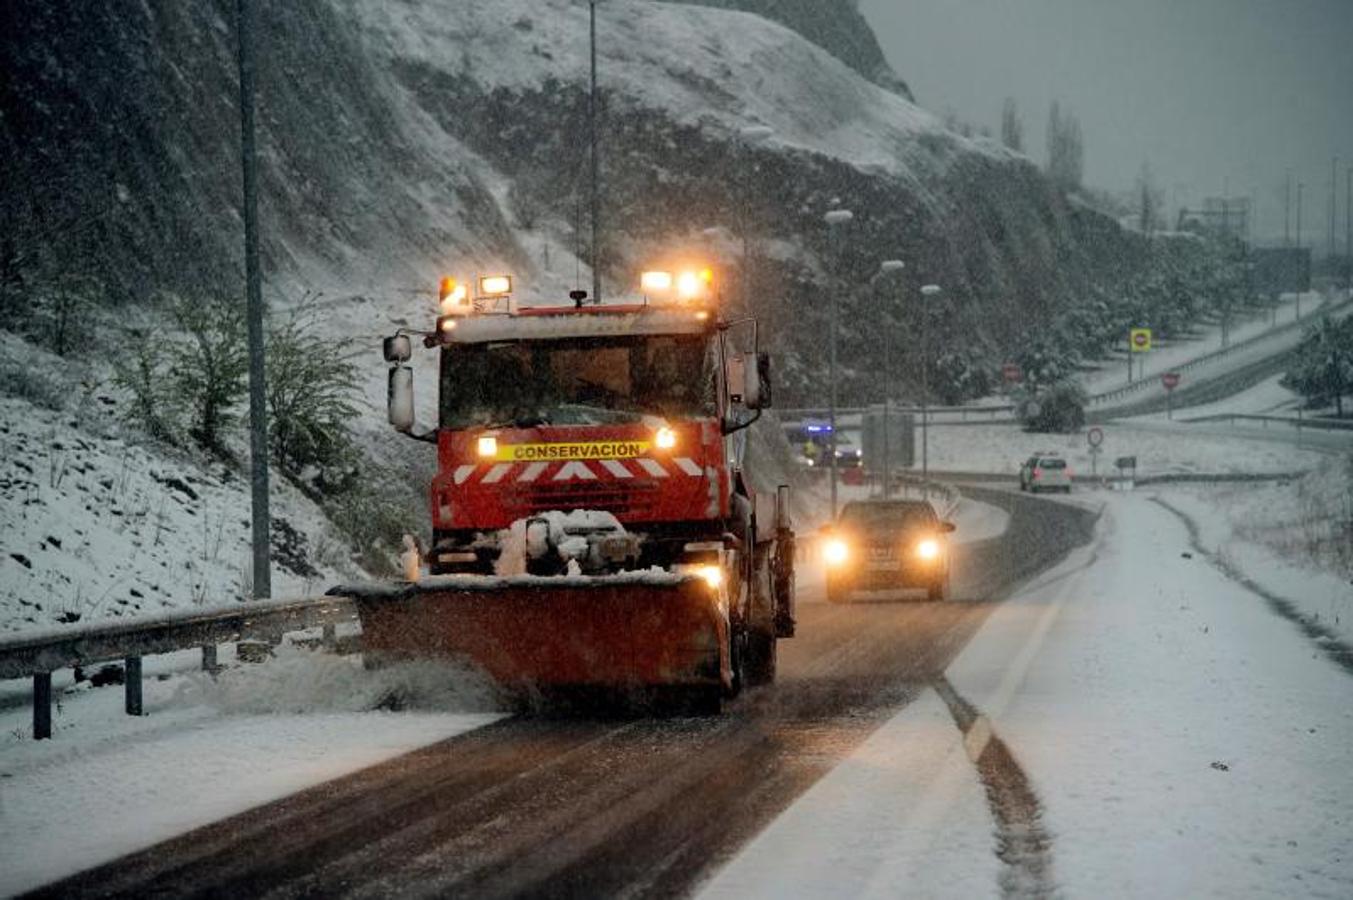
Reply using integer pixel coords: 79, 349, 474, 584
824, 209, 854, 519
918, 284, 943, 481
738, 125, 774, 312
1346, 165, 1351, 292
1285, 171, 1292, 247
235, 0, 270, 600
589, 0, 602, 304
1297, 181, 1305, 317
877, 260, 906, 497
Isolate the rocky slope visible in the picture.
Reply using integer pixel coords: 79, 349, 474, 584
0, 0, 1229, 632
2, 0, 1200, 404
666, 0, 913, 99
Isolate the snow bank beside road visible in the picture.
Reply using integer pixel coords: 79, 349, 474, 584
1162, 468, 1353, 647
947, 495, 1353, 897
0, 647, 502, 895
923, 421, 1325, 477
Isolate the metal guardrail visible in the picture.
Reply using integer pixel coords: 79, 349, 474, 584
779, 405, 1016, 426
786, 293, 1353, 426
1089, 292, 1353, 409
1178, 413, 1353, 432
0, 595, 356, 740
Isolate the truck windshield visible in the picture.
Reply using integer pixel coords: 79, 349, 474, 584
440, 335, 715, 429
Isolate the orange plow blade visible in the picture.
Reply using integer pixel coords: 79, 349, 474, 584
334, 574, 731, 693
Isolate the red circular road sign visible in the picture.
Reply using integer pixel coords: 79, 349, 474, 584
1087, 426, 1104, 447
1001, 362, 1023, 383
1132, 332, 1149, 349
1162, 372, 1181, 390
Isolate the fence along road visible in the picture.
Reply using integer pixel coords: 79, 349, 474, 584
0, 595, 355, 739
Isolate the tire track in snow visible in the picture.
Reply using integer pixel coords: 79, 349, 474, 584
931, 676, 1057, 899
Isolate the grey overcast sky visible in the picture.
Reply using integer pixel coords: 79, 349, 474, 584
859, 0, 1353, 247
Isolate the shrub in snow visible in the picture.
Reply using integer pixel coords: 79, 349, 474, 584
264, 304, 362, 492
1283, 316, 1353, 417
163, 294, 249, 455
112, 329, 182, 443
325, 471, 421, 578
1016, 379, 1086, 433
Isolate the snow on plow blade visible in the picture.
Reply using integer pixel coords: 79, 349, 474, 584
330, 573, 730, 694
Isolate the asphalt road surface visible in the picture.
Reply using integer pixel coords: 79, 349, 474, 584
27, 488, 1098, 900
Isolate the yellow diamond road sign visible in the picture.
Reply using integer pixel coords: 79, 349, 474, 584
1130, 328, 1152, 353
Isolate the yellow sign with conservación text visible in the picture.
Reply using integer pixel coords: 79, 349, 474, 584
496, 441, 651, 462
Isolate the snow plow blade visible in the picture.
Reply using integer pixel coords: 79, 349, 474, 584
330, 574, 730, 696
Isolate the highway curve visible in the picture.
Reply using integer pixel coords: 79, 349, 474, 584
26, 488, 1097, 900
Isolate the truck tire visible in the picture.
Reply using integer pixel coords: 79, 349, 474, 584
742, 628, 777, 686
928, 575, 948, 602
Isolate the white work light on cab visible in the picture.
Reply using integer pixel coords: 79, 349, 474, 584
641, 267, 714, 304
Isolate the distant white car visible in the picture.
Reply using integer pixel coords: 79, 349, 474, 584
1019, 454, 1072, 493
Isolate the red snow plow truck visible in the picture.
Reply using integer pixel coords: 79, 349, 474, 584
338, 268, 796, 711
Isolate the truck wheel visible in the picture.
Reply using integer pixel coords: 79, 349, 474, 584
743, 628, 777, 686
826, 583, 849, 604
928, 577, 948, 602
681, 686, 723, 716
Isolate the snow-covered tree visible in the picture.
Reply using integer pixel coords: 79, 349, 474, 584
1000, 97, 1024, 152
1046, 102, 1084, 192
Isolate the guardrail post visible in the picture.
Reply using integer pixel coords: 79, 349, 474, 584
34, 671, 52, 740
125, 656, 143, 716
201, 644, 218, 674
322, 623, 337, 651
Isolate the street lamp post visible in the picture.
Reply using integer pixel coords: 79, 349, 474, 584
738, 125, 773, 311
877, 260, 906, 497
824, 209, 854, 519
589, 0, 602, 304
918, 284, 942, 480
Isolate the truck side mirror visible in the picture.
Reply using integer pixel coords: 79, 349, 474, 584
744, 352, 772, 410
388, 365, 415, 432
725, 354, 747, 404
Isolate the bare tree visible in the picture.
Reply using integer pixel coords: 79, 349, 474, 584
1046, 101, 1084, 192
1000, 97, 1024, 152
1136, 162, 1165, 236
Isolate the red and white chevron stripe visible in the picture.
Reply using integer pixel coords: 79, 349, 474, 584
451, 457, 705, 485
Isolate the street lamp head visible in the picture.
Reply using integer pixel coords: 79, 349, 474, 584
880, 260, 906, 274
824, 209, 854, 227
920, 284, 942, 297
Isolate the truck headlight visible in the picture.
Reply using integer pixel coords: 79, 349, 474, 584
824, 538, 849, 566
916, 538, 940, 561
655, 426, 677, 450
697, 565, 723, 589
478, 436, 498, 458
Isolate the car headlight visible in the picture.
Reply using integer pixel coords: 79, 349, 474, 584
824, 538, 849, 566
916, 538, 940, 561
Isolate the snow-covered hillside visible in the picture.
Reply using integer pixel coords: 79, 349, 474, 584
0, 335, 363, 635
0, 0, 1216, 634
346, 0, 979, 178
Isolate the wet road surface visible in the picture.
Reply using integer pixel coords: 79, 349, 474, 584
27, 488, 1097, 900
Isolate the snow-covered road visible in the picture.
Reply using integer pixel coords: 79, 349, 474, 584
6, 489, 1350, 898
705, 491, 1353, 898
